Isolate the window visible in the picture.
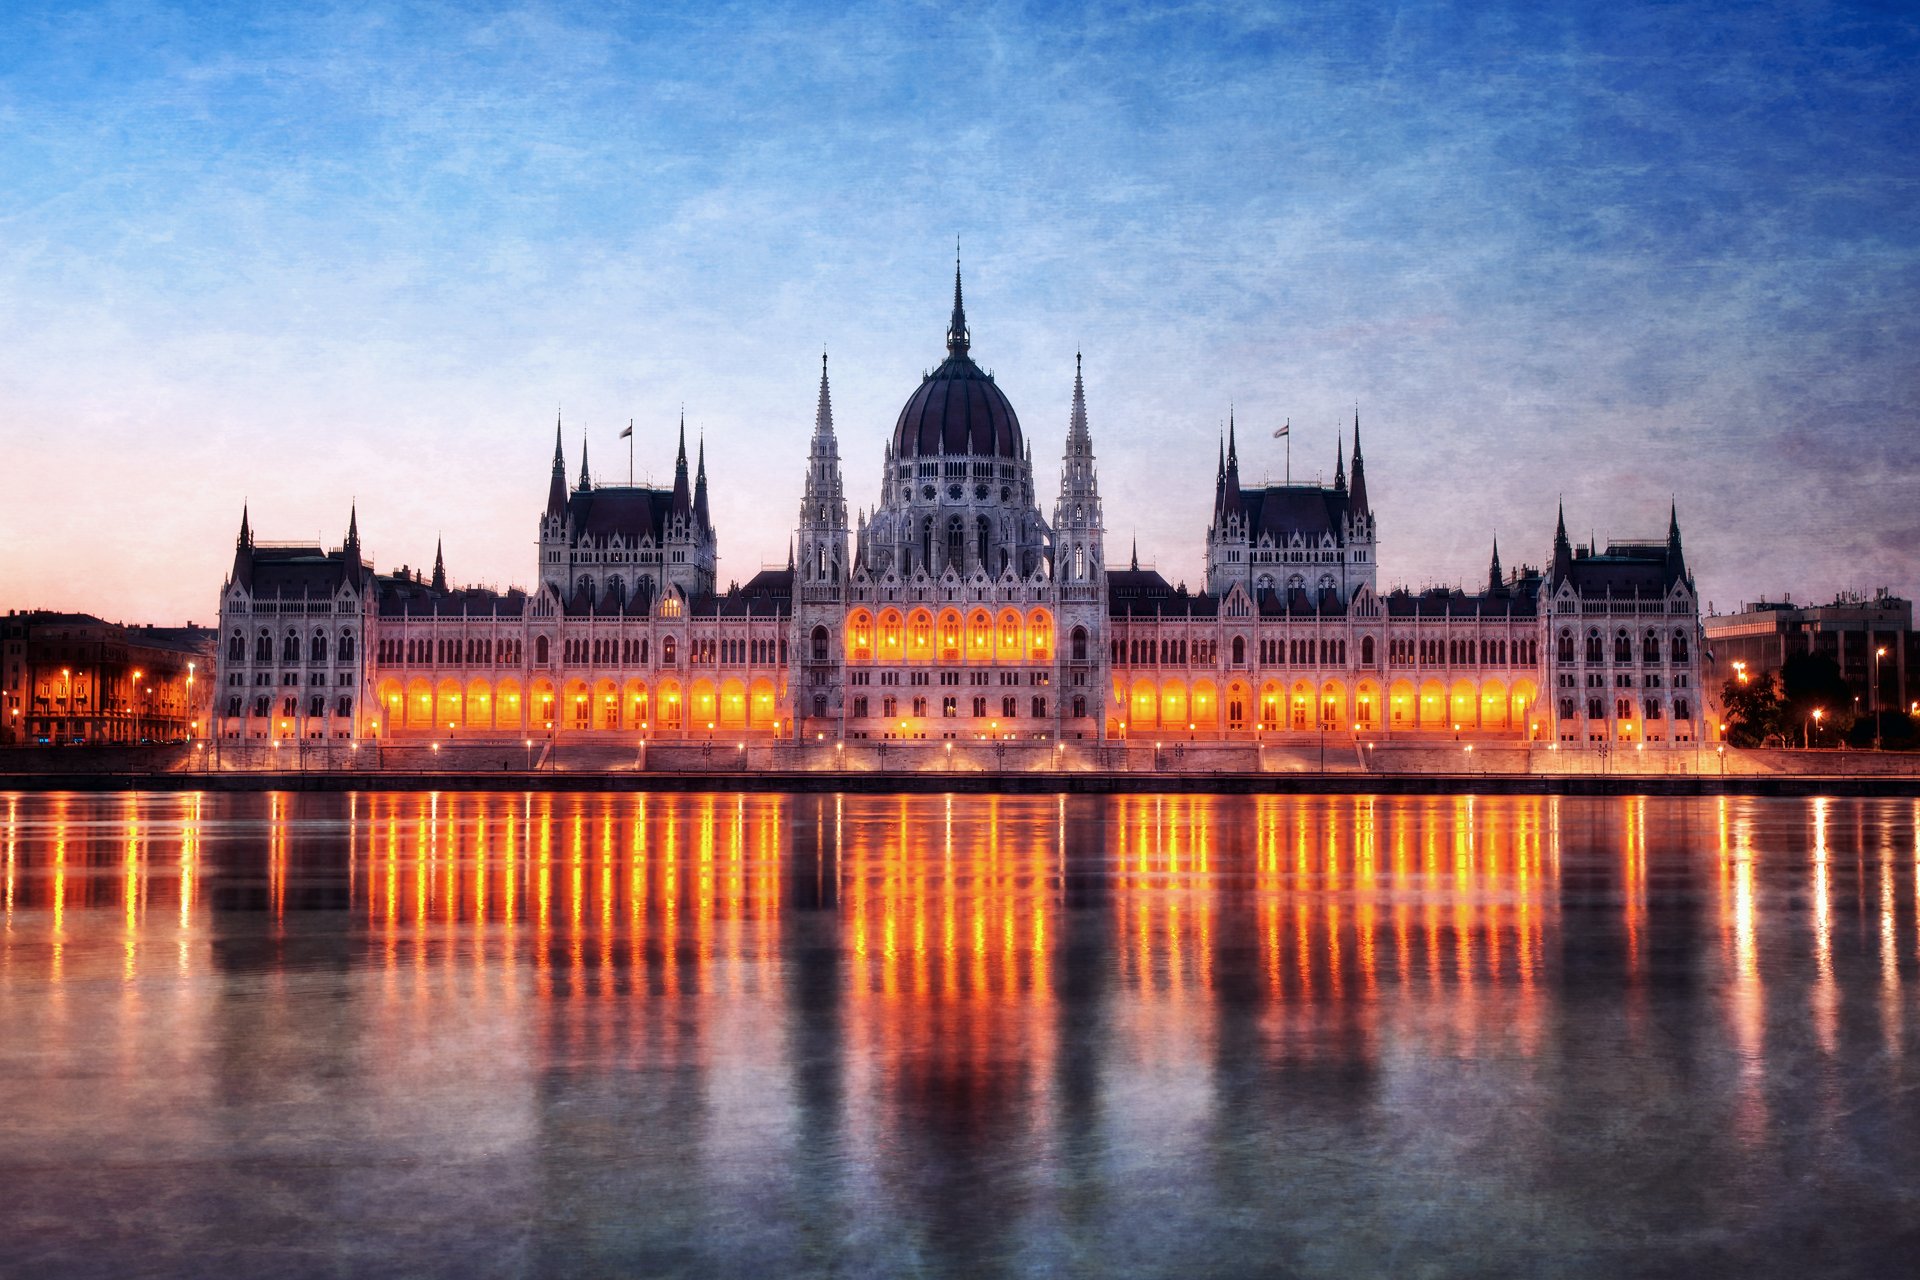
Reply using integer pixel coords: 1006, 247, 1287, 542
340, 630, 355, 661
1644, 698, 1662, 720
1031, 695, 1047, 718
1231, 635, 1245, 665
308, 695, 325, 718
811, 625, 830, 662
1673, 630, 1690, 662
311, 631, 327, 662
662, 636, 677, 665
226, 695, 242, 717
1586, 697, 1603, 720
283, 631, 300, 662
1361, 635, 1374, 665
1615, 697, 1633, 720
942, 696, 957, 717
972, 696, 987, 717
256, 629, 273, 662
1644, 629, 1660, 663
852, 696, 868, 718
228, 630, 244, 660
912, 696, 928, 717
1585, 629, 1603, 664
1001, 695, 1017, 718
882, 695, 897, 718
535, 635, 550, 665
1558, 697, 1574, 719
1675, 698, 1690, 720
1615, 629, 1632, 663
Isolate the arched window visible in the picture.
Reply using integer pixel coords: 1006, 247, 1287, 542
228, 630, 244, 660
662, 635, 678, 665
1361, 635, 1375, 666
1074, 546, 1085, 580
607, 575, 624, 606
1644, 628, 1660, 662
1614, 629, 1632, 663
311, 631, 327, 662
1231, 635, 1246, 665
1071, 626, 1088, 662
1672, 629, 1690, 662
535, 635, 550, 665
1585, 628, 1603, 664
977, 516, 991, 570
1675, 697, 1691, 720
1558, 628, 1574, 663
811, 626, 830, 662
339, 630, 355, 661
282, 631, 300, 662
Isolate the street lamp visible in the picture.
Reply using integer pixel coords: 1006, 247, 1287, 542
1873, 646, 1888, 750
1808, 707, 1824, 749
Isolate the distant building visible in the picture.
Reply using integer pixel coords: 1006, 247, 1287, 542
1705, 592, 1917, 721
212, 262, 1706, 749
1, 611, 215, 745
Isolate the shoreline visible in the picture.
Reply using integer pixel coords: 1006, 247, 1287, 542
3, 769, 1916, 797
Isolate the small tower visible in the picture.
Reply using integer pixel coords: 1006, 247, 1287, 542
792, 352, 852, 737
539, 412, 573, 596
1050, 352, 1111, 735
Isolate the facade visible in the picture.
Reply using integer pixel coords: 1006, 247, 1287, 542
1, 610, 214, 745
1705, 592, 1917, 722
212, 266, 1706, 751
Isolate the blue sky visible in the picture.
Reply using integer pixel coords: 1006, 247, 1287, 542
2, 0, 1915, 620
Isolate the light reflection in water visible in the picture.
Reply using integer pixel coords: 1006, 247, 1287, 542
1, 792, 1919, 1275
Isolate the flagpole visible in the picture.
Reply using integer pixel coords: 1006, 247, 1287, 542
628, 419, 634, 486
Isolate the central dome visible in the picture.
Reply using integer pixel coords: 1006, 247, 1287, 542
890, 266, 1025, 460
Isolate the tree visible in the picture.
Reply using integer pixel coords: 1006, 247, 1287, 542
1721, 671, 1784, 748
1781, 651, 1855, 744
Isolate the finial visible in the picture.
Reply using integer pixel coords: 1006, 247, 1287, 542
946, 244, 969, 357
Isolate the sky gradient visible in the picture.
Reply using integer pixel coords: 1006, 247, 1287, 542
3, 0, 1916, 622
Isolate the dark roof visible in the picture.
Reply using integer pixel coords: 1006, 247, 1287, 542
892, 353, 1024, 460
1239, 484, 1353, 542
1560, 541, 1682, 598
247, 547, 371, 597
376, 577, 529, 617
1382, 586, 1539, 619
566, 486, 676, 543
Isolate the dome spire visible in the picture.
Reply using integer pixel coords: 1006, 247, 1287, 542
946, 241, 969, 357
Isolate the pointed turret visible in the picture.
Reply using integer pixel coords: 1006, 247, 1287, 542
341, 503, 363, 587
546, 411, 569, 518
693, 433, 711, 533
230, 502, 255, 589
1052, 351, 1105, 588
1666, 499, 1688, 585
576, 429, 592, 492
1334, 432, 1346, 492
1488, 536, 1503, 593
670, 411, 692, 519
431, 538, 447, 593
1348, 411, 1370, 517
1552, 500, 1573, 582
814, 350, 834, 442
945, 250, 969, 357
1130, 537, 1139, 572
1220, 410, 1243, 522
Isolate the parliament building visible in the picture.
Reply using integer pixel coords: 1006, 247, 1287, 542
212, 266, 1706, 751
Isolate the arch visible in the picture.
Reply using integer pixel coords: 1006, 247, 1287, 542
1231, 634, 1246, 666
1388, 678, 1415, 728
256, 628, 273, 662
846, 609, 873, 661
967, 609, 994, 662
689, 678, 719, 733
1027, 608, 1052, 661
1159, 678, 1189, 729
812, 624, 831, 663
1480, 677, 1508, 730
907, 608, 935, 661
1129, 678, 1157, 730
719, 677, 749, 729
749, 677, 778, 730
1260, 679, 1284, 730
535, 634, 550, 666
1448, 678, 1476, 729
495, 676, 524, 730
657, 678, 683, 730
563, 678, 591, 730
1071, 625, 1089, 662
937, 608, 963, 662
375, 678, 404, 735
403, 677, 433, 729
1510, 679, 1539, 737
877, 608, 905, 661
1289, 679, 1313, 731
1418, 678, 1446, 729
529, 677, 557, 732
1557, 627, 1574, 664
435, 677, 464, 730
1225, 679, 1250, 731
997, 608, 1024, 661
1191, 678, 1218, 729
1360, 634, 1375, 666
1319, 678, 1346, 728
338, 628, 356, 661
310, 629, 328, 662
622, 676, 650, 730
591, 677, 619, 730
1354, 679, 1380, 730
662, 634, 678, 665
465, 676, 494, 731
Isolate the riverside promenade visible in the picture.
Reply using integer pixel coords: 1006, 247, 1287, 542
4, 740, 1917, 796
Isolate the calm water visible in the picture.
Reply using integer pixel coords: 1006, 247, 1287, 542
2, 792, 1919, 1278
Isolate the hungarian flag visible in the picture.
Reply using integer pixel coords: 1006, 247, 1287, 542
619, 421, 633, 439
1272, 421, 1289, 438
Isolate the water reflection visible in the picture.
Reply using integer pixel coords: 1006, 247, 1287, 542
3, 791, 1920, 1276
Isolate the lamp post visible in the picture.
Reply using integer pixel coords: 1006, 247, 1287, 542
1873, 646, 1887, 750
1808, 707, 1824, 750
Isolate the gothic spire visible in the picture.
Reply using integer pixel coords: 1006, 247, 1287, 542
577, 428, 592, 491
341, 502, 362, 587
945, 247, 970, 358
1130, 536, 1139, 572
1226, 407, 1239, 470
1666, 498, 1688, 585
671, 410, 692, 518
814, 350, 835, 442
1068, 351, 1089, 446
236, 502, 251, 548
547, 410, 569, 517
1348, 410, 1370, 517
1552, 499, 1573, 581
344, 502, 359, 550
431, 537, 447, 593
1488, 536, 1503, 593
231, 501, 255, 589
1334, 431, 1346, 492
693, 432, 711, 533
